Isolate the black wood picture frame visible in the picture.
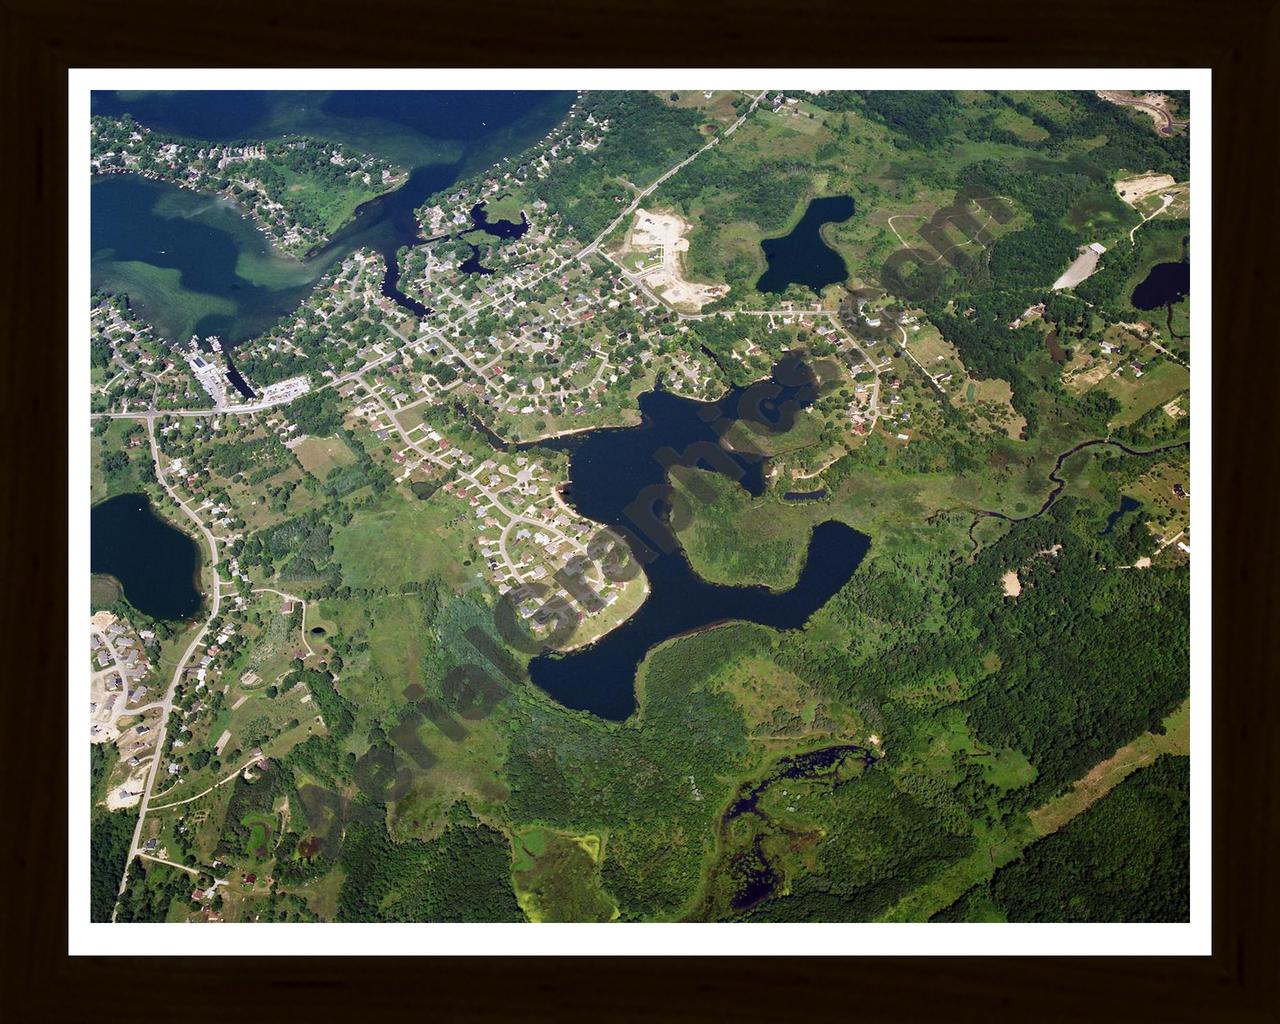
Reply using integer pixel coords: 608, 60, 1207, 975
4, 0, 1275, 1018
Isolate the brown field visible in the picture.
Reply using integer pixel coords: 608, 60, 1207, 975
1062, 354, 1116, 395
659, 90, 748, 125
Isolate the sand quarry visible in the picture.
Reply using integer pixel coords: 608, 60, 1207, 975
1053, 244, 1106, 291
625, 209, 729, 312
1114, 172, 1177, 206
1096, 91, 1187, 135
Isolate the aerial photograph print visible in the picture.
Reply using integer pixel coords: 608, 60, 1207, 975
81, 77, 1199, 941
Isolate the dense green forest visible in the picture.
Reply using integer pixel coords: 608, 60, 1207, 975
337, 820, 522, 922
934, 756, 1190, 922
506, 625, 758, 919
90, 744, 136, 922
529, 92, 705, 240
741, 769, 976, 922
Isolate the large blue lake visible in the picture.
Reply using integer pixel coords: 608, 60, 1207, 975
90, 90, 574, 345
527, 356, 870, 721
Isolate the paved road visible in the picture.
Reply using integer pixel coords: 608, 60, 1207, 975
365, 378, 583, 581
579, 90, 768, 259
98, 95, 788, 915
113, 420, 224, 918
94, 95, 769, 430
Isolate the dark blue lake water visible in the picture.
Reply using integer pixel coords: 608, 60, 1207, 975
725, 743, 876, 910
90, 91, 574, 345
1131, 260, 1190, 310
467, 200, 529, 240
91, 492, 202, 621
1099, 495, 1141, 536
526, 357, 871, 721
756, 195, 854, 295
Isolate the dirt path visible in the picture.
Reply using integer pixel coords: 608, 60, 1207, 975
1096, 90, 1189, 135
148, 755, 261, 812
1129, 191, 1177, 243
895, 323, 948, 397
881, 698, 1189, 921
885, 196, 1009, 265
138, 853, 201, 877
1029, 699, 1190, 835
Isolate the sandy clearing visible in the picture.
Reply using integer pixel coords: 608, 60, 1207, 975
106, 761, 151, 811
626, 208, 729, 313
1064, 358, 1114, 394
1053, 247, 1103, 290
1001, 570, 1022, 597
1114, 172, 1176, 206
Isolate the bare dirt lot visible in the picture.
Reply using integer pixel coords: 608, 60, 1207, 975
1114, 172, 1176, 205
1053, 246, 1103, 290
106, 761, 150, 811
624, 208, 729, 313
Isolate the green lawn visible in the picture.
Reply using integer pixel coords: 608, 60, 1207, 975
91, 419, 153, 504
332, 492, 474, 591
1104, 360, 1190, 427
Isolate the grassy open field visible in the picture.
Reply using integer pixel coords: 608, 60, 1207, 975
292, 435, 357, 480
479, 193, 526, 225
332, 491, 475, 591
511, 826, 616, 922
91, 574, 123, 608
91, 419, 152, 504
103, 90, 1194, 924
271, 164, 392, 237
671, 468, 816, 590
1102, 359, 1190, 428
